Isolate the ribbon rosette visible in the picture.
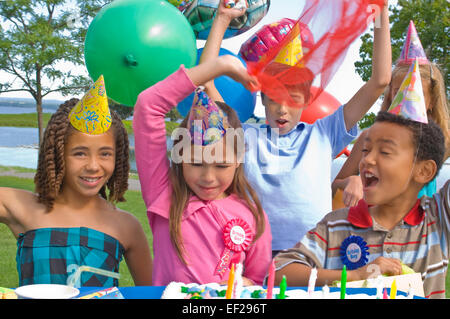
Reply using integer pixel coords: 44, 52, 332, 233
339, 235, 370, 270
214, 218, 253, 278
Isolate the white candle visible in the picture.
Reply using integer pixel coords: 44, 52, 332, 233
375, 275, 384, 299
322, 285, 330, 299
232, 263, 244, 299
307, 268, 318, 295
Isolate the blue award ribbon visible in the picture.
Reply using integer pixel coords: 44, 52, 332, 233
340, 235, 370, 270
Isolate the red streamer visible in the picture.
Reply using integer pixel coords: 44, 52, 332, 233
246, 0, 385, 108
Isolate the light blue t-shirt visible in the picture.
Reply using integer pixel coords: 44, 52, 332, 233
243, 105, 357, 250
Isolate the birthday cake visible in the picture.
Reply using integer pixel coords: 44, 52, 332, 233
161, 282, 412, 299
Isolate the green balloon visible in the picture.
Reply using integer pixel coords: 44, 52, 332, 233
85, 0, 197, 106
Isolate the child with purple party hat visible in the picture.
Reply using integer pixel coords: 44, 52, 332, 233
133, 55, 272, 286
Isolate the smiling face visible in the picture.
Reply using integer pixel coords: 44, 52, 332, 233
359, 121, 421, 206
62, 129, 116, 199
262, 93, 304, 135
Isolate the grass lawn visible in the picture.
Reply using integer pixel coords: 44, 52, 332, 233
0, 175, 152, 288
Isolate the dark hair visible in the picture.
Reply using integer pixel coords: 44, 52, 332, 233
381, 63, 450, 159
375, 111, 445, 177
34, 98, 130, 211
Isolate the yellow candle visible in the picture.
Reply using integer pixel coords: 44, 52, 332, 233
225, 263, 235, 299
390, 280, 397, 299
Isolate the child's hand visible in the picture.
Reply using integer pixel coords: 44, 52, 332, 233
342, 175, 363, 207
217, 0, 247, 23
219, 54, 260, 91
350, 257, 402, 281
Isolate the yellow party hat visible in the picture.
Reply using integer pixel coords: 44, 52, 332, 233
273, 23, 304, 67
69, 75, 112, 134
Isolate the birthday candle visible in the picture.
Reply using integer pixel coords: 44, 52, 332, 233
340, 265, 347, 299
307, 268, 318, 295
266, 259, 275, 299
406, 284, 414, 299
383, 288, 388, 299
390, 280, 397, 299
232, 263, 243, 299
277, 275, 287, 299
375, 275, 384, 299
225, 263, 235, 299
322, 285, 330, 299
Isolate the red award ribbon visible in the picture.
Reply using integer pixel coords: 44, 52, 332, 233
214, 218, 253, 278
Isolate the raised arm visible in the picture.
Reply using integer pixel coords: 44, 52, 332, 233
133, 56, 256, 208
133, 67, 196, 208
199, 0, 247, 102
342, 1, 391, 131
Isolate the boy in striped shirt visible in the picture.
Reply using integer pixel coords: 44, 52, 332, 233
274, 111, 449, 298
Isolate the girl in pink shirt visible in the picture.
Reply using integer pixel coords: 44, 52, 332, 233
133, 55, 272, 286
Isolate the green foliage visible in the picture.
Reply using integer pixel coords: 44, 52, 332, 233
0, 0, 94, 98
355, 0, 449, 91
108, 98, 134, 120
0, 0, 111, 143
358, 112, 376, 130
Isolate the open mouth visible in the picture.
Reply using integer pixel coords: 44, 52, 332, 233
363, 172, 379, 188
79, 176, 103, 187
276, 119, 288, 127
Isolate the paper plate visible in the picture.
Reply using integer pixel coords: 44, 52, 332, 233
15, 284, 80, 299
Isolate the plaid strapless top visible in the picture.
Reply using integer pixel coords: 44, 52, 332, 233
16, 227, 124, 287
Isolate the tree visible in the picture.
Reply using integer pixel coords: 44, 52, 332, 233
355, 0, 449, 92
0, 0, 110, 144
108, 98, 134, 120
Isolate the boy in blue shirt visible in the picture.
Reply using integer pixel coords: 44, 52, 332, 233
200, 1, 391, 254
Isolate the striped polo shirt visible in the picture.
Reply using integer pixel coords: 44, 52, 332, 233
274, 180, 450, 299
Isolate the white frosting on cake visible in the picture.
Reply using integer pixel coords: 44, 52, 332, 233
161, 282, 409, 299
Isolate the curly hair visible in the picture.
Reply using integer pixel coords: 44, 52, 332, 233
375, 111, 446, 178
34, 98, 130, 211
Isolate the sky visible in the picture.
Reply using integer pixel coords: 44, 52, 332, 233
0, 0, 382, 117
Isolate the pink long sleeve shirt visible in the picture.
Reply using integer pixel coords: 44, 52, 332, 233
133, 66, 272, 286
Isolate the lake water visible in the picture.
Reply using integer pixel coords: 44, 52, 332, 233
0, 126, 178, 172
0, 105, 56, 114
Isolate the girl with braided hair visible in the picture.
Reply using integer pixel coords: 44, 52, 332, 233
0, 77, 152, 287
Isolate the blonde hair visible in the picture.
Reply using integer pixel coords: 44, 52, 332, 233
381, 63, 450, 159
168, 101, 266, 264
